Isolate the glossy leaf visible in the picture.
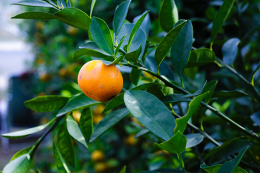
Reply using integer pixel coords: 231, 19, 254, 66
161, 94, 191, 104
174, 92, 208, 134
133, 11, 151, 37
113, 0, 131, 36
24, 95, 69, 112
159, 0, 179, 32
110, 55, 124, 65
53, 142, 71, 173
67, 115, 88, 149
127, 11, 149, 53
250, 111, 260, 126
204, 139, 252, 163
202, 80, 218, 104
134, 128, 150, 138
54, 8, 91, 30
79, 108, 93, 141
201, 164, 248, 173
185, 133, 204, 148
74, 42, 112, 59
2, 154, 31, 173
12, 11, 55, 19
115, 34, 127, 56
186, 48, 216, 67
57, 93, 100, 117
157, 131, 187, 154
211, 0, 236, 42
222, 38, 240, 65
90, 17, 114, 55
12, 0, 53, 8
155, 21, 186, 66
90, 0, 96, 18
90, 108, 130, 142
11, 146, 32, 161
125, 45, 142, 63
116, 23, 146, 59
130, 68, 141, 86
217, 145, 249, 173
101, 83, 154, 114
183, 81, 207, 98
1, 118, 55, 139
170, 20, 193, 77
57, 122, 76, 167
212, 90, 248, 98
124, 90, 175, 141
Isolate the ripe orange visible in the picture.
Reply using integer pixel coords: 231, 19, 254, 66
78, 60, 123, 102
124, 134, 137, 146
93, 104, 105, 115
94, 162, 109, 173
93, 114, 103, 124
91, 150, 105, 162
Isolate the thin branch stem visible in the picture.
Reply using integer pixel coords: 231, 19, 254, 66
121, 63, 260, 142
216, 58, 260, 102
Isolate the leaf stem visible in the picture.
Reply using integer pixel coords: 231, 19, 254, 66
216, 58, 260, 102
29, 116, 63, 156
177, 153, 186, 173
121, 63, 260, 142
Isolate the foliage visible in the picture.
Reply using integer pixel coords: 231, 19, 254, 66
2, 0, 260, 172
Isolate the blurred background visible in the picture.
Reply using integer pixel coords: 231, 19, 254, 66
1, 0, 260, 172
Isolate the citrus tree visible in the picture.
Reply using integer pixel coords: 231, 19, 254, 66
2, 0, 260, 172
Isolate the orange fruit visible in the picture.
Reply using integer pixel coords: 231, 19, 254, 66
78, 60, 123, 102
67, 26, 78, 36
35, 21, 44, 30
91, 150, 105, 162
93, 104, 105, 115
124, 134, 137, 146
39, 72, 52, 82
94, 162, 109, 173
93, 114, 103, 124
59, 68, 67, 78
72, 110, 81, 124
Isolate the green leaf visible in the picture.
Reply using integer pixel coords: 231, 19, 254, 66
170, 20, 193, 77
211, 0, 236, 43
212, 90, 249, 98
162, 94, 191, 104
119, 166, 126, 173
125, 45, 142, 63
90, 17, 114, 55
57, 93, 100, 117
174, 92, 208, 134
186, 48, 216, 68
183, 81, 207, 98
159, 0, 179, 32
101, 83, 154, 114
110, 55, 124, 65
204, 139, 252, 163
130, 68, 141, 86
157, 131, 187, 154
250, 111, 260, 126
80, 108, 93, 141
124, 90, 175, 141
57, 122, 76, 167
222, 38, 240, 65
133, 11, 150, 37
54, 8, 91, 30
115, 35, 127, 56
74, 42, 112, 59
1, 118, 55, 139
11, 146, 32, 161
127, 11, 149, 53
12, 0, 53, 8
116, 23, 146, 59
90, 0, 96, 18
185, 133, 204, 148
67, 115, 88, 149
12, 11, 55, 19
201, 164, 248, 173
155, 21, 186, 67
134, 128, 150, 138
3, 154, 31, 173
24, 95, 69, 112
202, 80, 218, 104
90, 108, 130, 142
217, 145, 249, 173
251, 63, 260, 86
113, 0, 131, 36
53, 142, 71, 173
